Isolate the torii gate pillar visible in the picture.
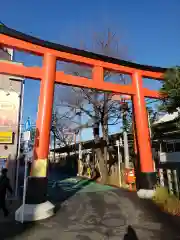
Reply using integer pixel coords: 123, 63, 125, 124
15, 53, 56, 221
132, 72, 156, 198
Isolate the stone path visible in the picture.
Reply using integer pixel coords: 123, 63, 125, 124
1, 177, 180, 239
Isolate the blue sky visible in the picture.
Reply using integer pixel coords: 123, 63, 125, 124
1, 0, 180, 141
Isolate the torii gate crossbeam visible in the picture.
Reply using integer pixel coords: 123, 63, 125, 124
0, 24, 166, 222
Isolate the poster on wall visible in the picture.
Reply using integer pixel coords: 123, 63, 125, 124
0, 88, 20, 176
0, 79, 23, 187
0, 89, 19, 131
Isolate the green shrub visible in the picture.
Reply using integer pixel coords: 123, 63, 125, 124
153, 186, 169, 205
153, 186, 180, 216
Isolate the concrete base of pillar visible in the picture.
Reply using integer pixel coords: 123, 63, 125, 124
15, 201, 55, 222
137, 189, 155, 199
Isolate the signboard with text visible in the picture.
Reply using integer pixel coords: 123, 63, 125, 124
25, 118, 31, 131
22, 131, 31, 142
0, 131, 13, 144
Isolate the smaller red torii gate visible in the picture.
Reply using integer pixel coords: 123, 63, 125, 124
0, 24, 166, 221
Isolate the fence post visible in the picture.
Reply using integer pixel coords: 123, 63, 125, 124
173, 169, 179, 198
167, 169, 173, 195
159, 168, 164, 187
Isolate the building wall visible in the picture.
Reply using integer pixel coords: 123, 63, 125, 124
159, 152, 180, 163
0, 48, 23, 187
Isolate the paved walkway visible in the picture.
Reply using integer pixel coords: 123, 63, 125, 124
1, 176, 180, 240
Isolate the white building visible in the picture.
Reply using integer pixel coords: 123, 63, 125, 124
152, 111, 180, 163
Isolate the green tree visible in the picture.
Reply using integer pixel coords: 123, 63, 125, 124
30, 127, 36, 143
160, 66, 180, 113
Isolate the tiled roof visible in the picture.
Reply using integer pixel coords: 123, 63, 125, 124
153, 111, 180, 125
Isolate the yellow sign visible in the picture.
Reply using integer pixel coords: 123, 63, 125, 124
0, 132, 13, 144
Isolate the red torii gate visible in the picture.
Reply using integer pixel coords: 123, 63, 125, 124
0, 24, 165, 221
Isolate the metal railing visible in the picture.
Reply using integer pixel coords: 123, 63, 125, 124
157, 162, 180, 198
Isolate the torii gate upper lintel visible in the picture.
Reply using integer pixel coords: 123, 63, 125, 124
0, 24, 165, 221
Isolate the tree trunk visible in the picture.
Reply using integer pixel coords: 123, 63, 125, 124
101, 123, 108, 184
93, 128, 104, 181
92, 93, 105, 182
100, 92, 109, 184
122, 110, 129, 168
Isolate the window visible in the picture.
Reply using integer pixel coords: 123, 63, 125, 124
161, 142, 167, 152
166, 143, 174, 153
175, 142, 180, 152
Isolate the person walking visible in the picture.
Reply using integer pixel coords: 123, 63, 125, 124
0, 168, 13, 217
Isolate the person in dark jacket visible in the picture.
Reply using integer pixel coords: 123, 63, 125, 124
0, 168, 13, 217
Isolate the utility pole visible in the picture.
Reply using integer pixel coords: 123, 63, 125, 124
147, 110, 156, 171
53, 132, 56, 162
52, 112, 56, 162
116, 139, 122, 187
122, 102, 130, 169
77, 108, 83, 176
111, 93, 130, 169
147, 110, 152, 139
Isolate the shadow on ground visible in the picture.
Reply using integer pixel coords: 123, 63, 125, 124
123, 225, 139, 240
0, 169, 93, 240
0, 221, 35, 240
2, 168, 180, 239
47, 169, 96, 213
116, 189, 180, 240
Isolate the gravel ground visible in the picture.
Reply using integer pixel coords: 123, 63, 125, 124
0, 184, 180, 240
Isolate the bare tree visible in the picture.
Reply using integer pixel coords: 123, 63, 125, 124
51, 110, 78, 148
54, 29, 131, 183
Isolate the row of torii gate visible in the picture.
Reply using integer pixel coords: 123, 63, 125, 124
0, 24, 166, 222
